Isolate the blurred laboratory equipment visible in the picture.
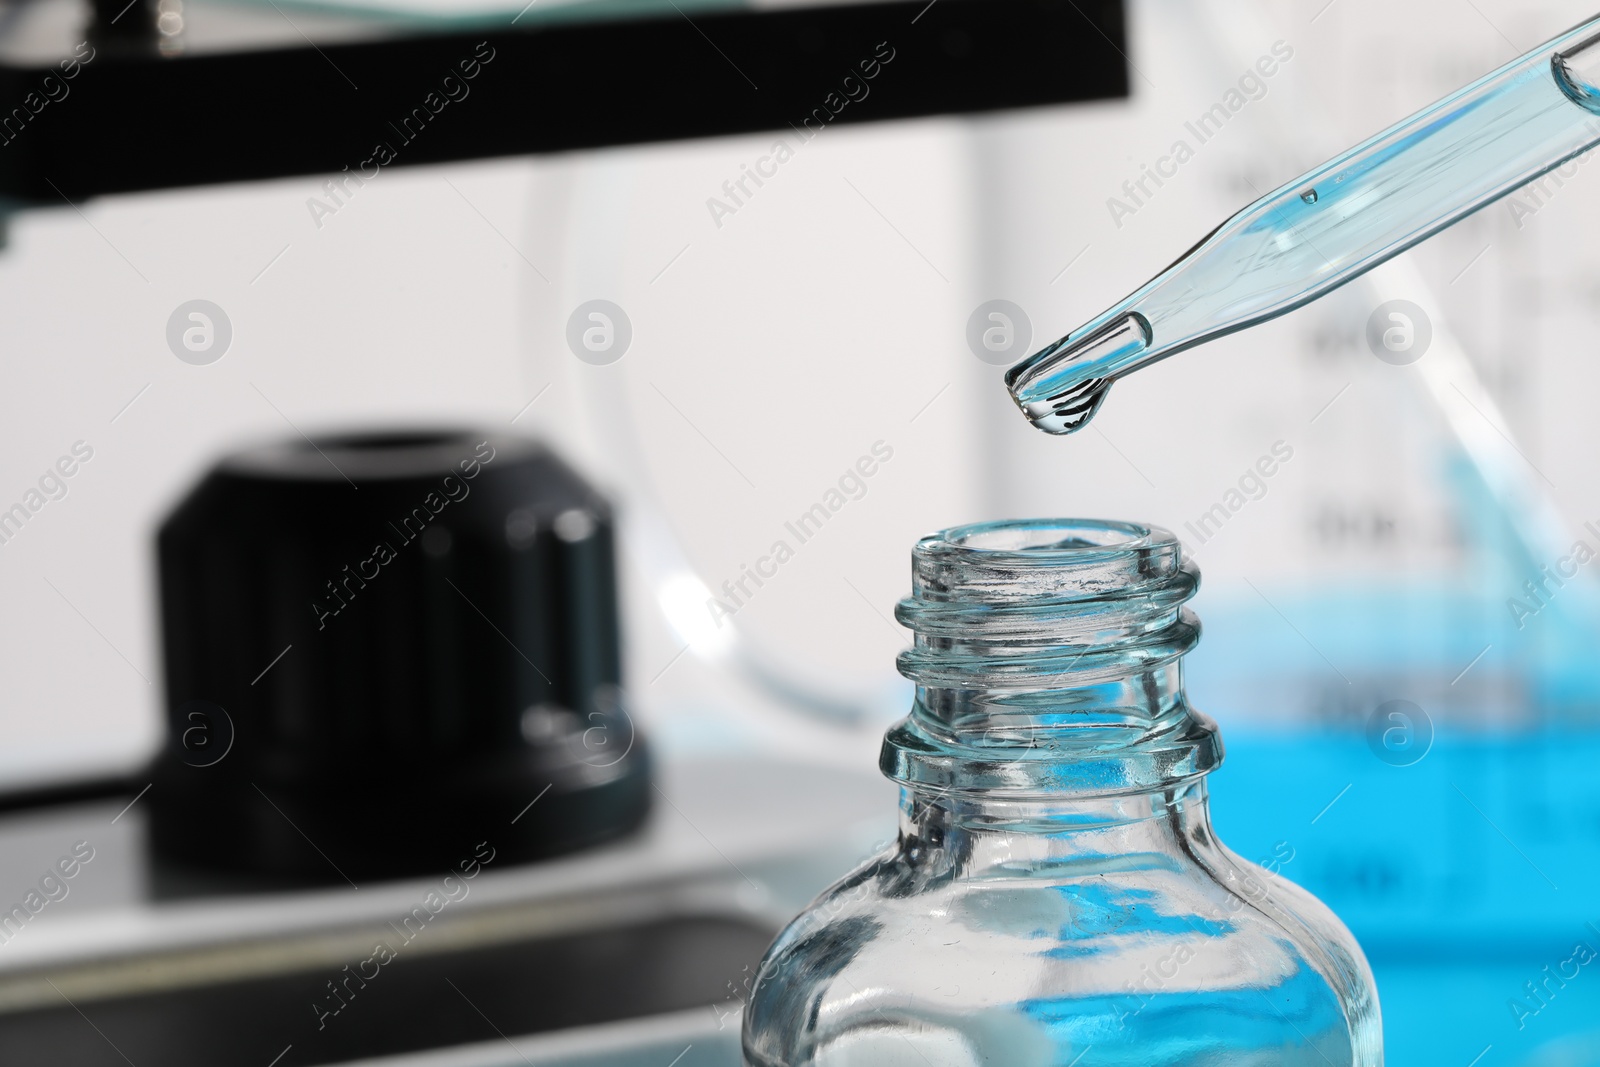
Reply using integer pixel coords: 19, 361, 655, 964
0, 752, 891, 1066
151, 431, 650, 880
743, 520, 1381, 1066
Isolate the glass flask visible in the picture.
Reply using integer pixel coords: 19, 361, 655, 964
742, 519, 1383, 1066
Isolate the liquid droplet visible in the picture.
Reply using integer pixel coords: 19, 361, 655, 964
1300, 188, 1319, 205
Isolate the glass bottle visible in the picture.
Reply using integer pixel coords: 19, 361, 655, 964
742, 519, 1382, 1066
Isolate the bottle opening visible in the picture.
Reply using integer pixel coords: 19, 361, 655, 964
942, 518, 1151, 555
910, 519, 1186, 605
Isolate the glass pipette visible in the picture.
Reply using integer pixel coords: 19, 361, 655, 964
1007, 16, 1600, 433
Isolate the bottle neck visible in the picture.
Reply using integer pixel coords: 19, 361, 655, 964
895, 778, 1215, 878
881, 520, 1221, 823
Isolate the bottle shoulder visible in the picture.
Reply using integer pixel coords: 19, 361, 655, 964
743, 843, 1381, 1067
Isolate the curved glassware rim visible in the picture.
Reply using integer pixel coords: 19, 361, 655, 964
555, 157, 903, 727
930, 517, 1160, 561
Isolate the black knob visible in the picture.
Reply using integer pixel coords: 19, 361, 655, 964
149, 431, 650, 882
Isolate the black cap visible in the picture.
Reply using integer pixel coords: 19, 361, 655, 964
149, 431, 650, 882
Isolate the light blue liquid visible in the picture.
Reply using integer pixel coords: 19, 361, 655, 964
1022, 963, 1352, 1066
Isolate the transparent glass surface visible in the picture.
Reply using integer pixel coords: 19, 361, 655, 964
743, 520, 1382, 1066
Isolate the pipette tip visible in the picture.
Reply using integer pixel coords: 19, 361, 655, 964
1005, 313, 1150, 434
1007, 374, 1112, 435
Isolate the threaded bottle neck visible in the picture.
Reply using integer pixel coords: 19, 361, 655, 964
881, 519, 1221, 807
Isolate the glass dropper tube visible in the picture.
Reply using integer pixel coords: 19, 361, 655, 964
1008, 16, 1600, 434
